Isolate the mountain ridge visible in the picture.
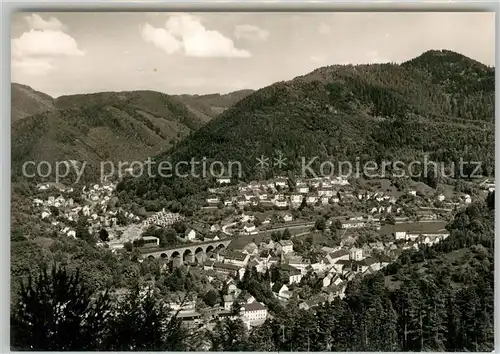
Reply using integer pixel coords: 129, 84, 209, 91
117, 49, 495, 205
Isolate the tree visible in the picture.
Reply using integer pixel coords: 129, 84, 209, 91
204, 289, 220, 307
11, 264, 112, 350
76, 223, 94, 245
386, 215, 396, 225
315, 217, 326, 231
208, 318, 250, 351
123, 241, 133, 252
282, 228, 292, 240
116, 212, 128, 226
99, 228, 109, 242
104, 285, 189, 351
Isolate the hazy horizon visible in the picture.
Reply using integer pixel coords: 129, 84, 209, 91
11, 12, 495, 97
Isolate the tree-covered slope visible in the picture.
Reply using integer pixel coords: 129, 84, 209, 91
120, 50, 494, 204
12, 90, 206, 180
11, 83, 55, 122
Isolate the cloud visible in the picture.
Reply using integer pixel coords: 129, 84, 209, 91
141, 13, 251, 58
318, 22, 331, 35
12, 14, 84, 76
234, 24, 269, 41
24, 13, 65, 31
12, 30, 85, 58
141, 23, 181, 54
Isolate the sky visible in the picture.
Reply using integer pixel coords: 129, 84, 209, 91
11, 12, 495, 98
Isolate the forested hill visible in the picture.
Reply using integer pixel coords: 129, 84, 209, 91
11, 83, 55, 122
11, 90, 207, 181
120, 50, 495, 205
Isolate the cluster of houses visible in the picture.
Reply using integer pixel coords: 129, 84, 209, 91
32, 182, 143, 240
186, 222, 452, 319
206, 176, 350, 209
143, 209, 184, 228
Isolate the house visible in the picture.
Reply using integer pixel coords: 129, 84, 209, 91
211, 262, 244, 279
395, 231, 407, 240
224, 294, 234, 311
299, 298, 322, 311
341, 220, 366, 229
276, 284, 292, 301
323, 284, 347, 301
283, 214, 293, 222
243, 242, 259, 255
206, 197, 220, 204
243, 224, 258, 235
306, 196, 318, 205
241, 293, 256, 304
283, 265, 303, 284
248, 258, 266, 273
349, 248, 363, 261
321, 196, 329, 205
353, 258, 377, 273
318, 189, 334, 197
217, 178, 231, 184
210, 224, 221, 233
331, 259, 351, 274
184, 229, 196, 241
408, 190, 417, 196
325, 250, 350, 266
275, 178, 287, 188
275, 240, 294, 254
241, 214, 255, 223
142, 236, 160, 247
437, 194, 445, 202
240, 302, 268, 328
322, 273, 334, 287
274, 200, 288, 208
290, 194, 303, 204
224, 251, 251, 267
228, 283, 240, 297
262, 218, 271, 225
287, 256, 311, 274
297, 184, 309, 194
41, 211, 51, 219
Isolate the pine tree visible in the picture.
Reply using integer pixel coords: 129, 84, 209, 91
11, 263, 112, 350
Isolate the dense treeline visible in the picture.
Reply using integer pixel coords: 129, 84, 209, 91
118, 50, 494, 207
11, 194, 494, 351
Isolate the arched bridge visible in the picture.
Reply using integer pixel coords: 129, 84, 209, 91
140, 239, 232, 264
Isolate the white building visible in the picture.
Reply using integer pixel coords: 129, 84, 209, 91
185, 229, 196, 240
217, 178, 231, 184
349, 248, 363, 261
297, 184, 309, 194
241, 302, 268, 328
275, 240, 294, 254
243, 224, 258, 235
395, 231, 407, 240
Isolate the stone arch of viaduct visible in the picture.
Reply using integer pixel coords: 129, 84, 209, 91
141, 239, 232, 263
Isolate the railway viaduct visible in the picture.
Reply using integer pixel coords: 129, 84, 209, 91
140, 239, 232, 264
